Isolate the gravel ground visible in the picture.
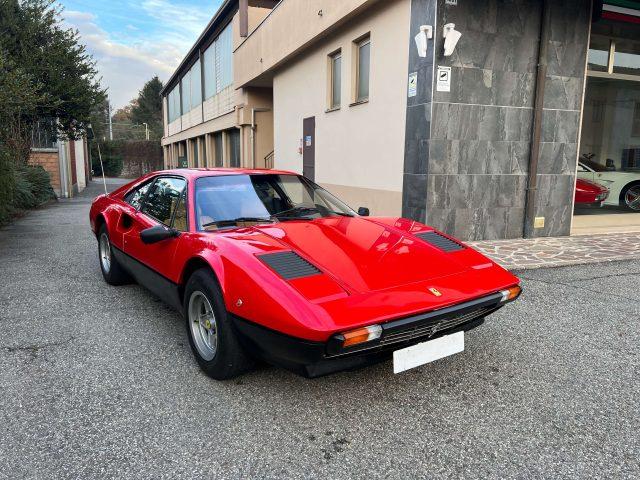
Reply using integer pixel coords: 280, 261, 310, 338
0, 180, 638, 479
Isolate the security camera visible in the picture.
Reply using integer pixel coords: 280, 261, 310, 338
443, 23, 462, 57
414, 25, 433, 58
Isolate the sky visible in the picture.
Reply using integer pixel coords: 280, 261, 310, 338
58, 0, 223, 110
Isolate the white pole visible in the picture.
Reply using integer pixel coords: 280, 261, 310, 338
97, 143, 108, 195
108, 103, 113, 141
144, 123, 149, 141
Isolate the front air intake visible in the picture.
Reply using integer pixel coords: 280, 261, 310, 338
415, 231, 464, 252
259, 251, 321, 280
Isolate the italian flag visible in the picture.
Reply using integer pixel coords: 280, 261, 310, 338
603, 0, 640, 23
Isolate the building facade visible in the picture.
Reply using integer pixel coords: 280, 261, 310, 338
165, 0, 640, 241
160, 0, 278, 172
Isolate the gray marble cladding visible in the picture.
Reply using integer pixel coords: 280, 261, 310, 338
401, 0, 591, 239
427, 174, 527, 210
431, 103, 533, 142
402, 0, 437, 221
429, 140, 529, 175
427, 206, 526, 241
434, 67, 536, 107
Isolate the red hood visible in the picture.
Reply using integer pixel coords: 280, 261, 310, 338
255, 217, 470, 293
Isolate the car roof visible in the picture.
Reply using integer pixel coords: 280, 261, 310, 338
154, 168, 298, 179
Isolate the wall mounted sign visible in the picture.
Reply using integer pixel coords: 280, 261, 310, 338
408, 72, 417, 97
436, 66, 451, 92
305, 135, 312, 147
445, 0, 458, 5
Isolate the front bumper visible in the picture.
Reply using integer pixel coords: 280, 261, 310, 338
232, 290, 515, 378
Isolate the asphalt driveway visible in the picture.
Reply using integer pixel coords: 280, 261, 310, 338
0, 180, 638, 479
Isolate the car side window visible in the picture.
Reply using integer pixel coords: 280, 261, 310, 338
141, 177, 187, 227
124, 180, 153, 210
172, 191, 188, 231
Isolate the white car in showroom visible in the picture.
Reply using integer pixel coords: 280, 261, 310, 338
577, 156, 640, 211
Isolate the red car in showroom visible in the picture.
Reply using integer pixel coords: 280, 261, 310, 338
574, 178, 609, 206
90, 169, 521, 379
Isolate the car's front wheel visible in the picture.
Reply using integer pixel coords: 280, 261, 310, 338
98, 224, 131, 285
184, 268, 254, 380
622, 184, 640, 211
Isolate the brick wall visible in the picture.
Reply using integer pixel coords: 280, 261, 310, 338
29, 150, 61, 195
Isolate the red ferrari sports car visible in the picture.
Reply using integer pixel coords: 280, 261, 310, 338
90, 169, 521, 379
574, 178, 609, 206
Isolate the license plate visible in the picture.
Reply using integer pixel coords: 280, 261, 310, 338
393, 331, 464, 373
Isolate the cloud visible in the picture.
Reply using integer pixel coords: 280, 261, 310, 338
60, 1, 217, 109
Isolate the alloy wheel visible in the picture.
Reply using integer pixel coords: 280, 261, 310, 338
99, 233, 111, 273
188, 291, 218, 361
625, 186, 640, 211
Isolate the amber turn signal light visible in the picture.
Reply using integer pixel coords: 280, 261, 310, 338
499, 285, 522, 303
342, 324, 382, 348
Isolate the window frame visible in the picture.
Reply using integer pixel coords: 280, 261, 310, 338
136, 175, 190, 230
327, 49, 342, 111
352, 35, 371, 105
124, 177, 156, 211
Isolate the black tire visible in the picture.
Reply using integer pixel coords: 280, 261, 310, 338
98, 224, 131, 285
183, 268, 254, 380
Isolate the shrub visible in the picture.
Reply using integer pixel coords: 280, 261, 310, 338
0, 146, 16, 224
13, 165, 55, 210
93, 154, 123, 177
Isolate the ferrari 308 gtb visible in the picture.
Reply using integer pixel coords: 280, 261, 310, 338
90, 168, 521, 379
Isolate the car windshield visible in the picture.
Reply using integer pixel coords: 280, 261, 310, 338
195, 174, 356, 231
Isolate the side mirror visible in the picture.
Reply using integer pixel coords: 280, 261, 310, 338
140, 225, 180, 244
357, 207, 370, 217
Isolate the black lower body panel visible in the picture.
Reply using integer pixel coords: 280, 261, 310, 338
232, 314, 486, 378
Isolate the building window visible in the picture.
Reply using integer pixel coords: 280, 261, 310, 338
181, 70, 191, 115
190, 60, 202, 108
203, 43, 216, 99
214, 132, 223, 167
355, 36, 370, 102
228, 129, 241, 168
167, 86, 181, 123
328, 50, 341, 109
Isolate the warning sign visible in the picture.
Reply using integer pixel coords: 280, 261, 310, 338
408, 72, 417, 97
436, 66, 451, 92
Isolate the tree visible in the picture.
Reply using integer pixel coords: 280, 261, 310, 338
130, 76, 164, 140
0, 0, 106, 152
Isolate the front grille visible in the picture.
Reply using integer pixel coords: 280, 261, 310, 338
379, 305, 494, 346
415, 231, 464, 252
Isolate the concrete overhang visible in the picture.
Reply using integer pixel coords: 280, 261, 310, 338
233, 0, 382, 88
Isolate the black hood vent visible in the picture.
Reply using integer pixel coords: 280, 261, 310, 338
259, 251, 321, 280
415, 231, 465, 252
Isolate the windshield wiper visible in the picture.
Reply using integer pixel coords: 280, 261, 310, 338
273, 205, 320, 218
203, 217, 275, 228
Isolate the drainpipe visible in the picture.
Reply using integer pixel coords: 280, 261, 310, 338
523, 0, 551, 238
250, 107, 271, 168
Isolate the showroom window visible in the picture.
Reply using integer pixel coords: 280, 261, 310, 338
575, 19, 640, 216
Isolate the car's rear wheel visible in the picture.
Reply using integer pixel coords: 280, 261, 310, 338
184, 268, 254, 380
622, 184, 640, 211
98, 224, 131, 285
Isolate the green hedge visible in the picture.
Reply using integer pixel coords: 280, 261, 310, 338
0, 145, 56, 225
92, 153, 123, 177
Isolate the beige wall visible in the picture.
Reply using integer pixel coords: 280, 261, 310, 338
272, 0, 409, 216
